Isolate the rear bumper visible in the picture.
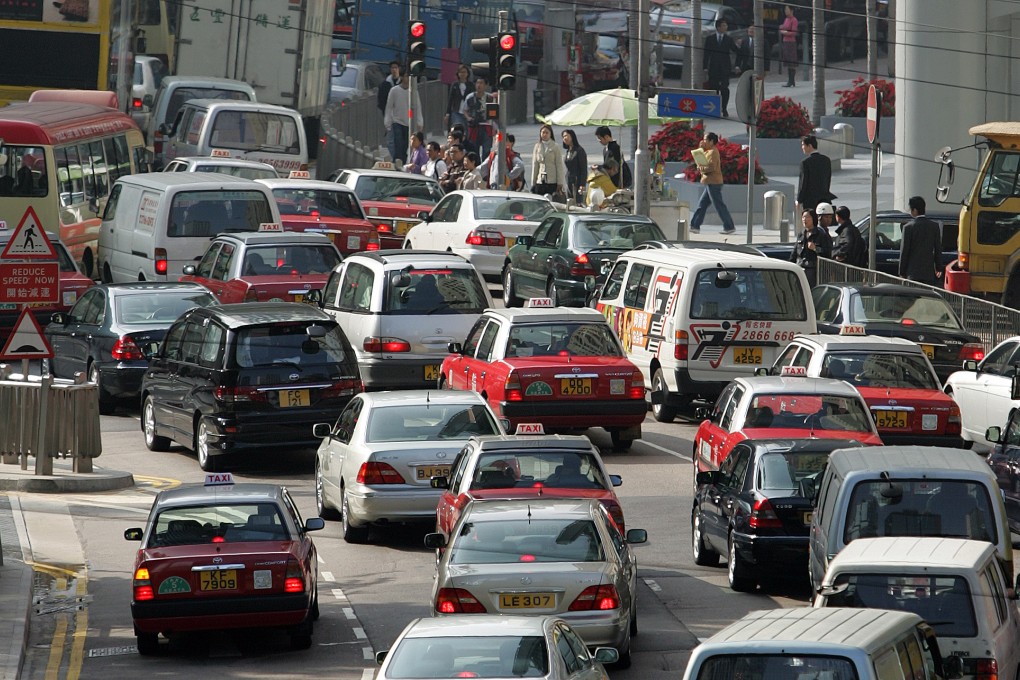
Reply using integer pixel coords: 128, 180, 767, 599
204, 408, 348, 452
131, 592, 311, 633
499, 398, 646, 427
732, 532, 808, 572
346, 486, 443, 526
361, 358, 443, 390
559, 609, 630, 651
671, 368, 727, 404
96, 362, 148, 398
880, 433, 965, 448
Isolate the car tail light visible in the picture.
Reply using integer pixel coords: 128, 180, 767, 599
505, 373, 523, 401
602, 500, 626, 532
133, 567, 154, 601
284, 559, 304, 594
436, 587, 487, 614
674, 330, 689, 360
356, 461, 406, 484
969, 658, 997, 680
366, 230, 380, 251
947, 404, 962, 435
570, 253, 596, 277
153, 133, 163, 157
629, 370, 644, 399
465, 229, 505, 246
319, 135, 328, 146
376, 221, 393, 234
959, 251, 970, 270
132, 97, 143, 110
319, 378, 362, 399
213, 386, 268, 403
749, 498, 783, 529
568, 584, 620, 611
154, 248, 168, 275
959, 343, 985, 361
111, 336, 145, 361
363, 337, 411, 353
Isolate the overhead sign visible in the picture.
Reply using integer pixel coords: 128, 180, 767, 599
657, 90, 721, 119
866, 84, 881, 145
0, 307, 54, 360
0, 207, 58, 260
0, 262, 59, 303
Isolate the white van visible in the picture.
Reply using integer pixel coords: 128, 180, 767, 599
594, 248, 815, 422
808, 446, 1014, 592
815, 536, 1020, 680
97, 173, 281, 283
163, 100, 307, 175
682, 607, 961, 680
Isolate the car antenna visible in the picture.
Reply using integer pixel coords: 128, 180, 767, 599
527, 504, 532, 524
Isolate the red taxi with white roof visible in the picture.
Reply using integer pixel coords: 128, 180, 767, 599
693, 372, 883, 476
431, 423, 626, 539
256, 174, 380, 255
769, 330, 964, 447
180, 228, 341, 304
123, 473, 324, 655
440, 299, 646, 450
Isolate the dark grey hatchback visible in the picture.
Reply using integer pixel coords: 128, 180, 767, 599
140, 302, 362, 471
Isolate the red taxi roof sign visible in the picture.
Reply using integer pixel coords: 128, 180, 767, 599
525, 298, 554, 308
211, 149, 232, 157
515, 423, 546, 435
204, 473, 235, 486
258, 222, 283, 232
780, 366, 808, 377
839, 324, 867, 336
289, 170, 311, 179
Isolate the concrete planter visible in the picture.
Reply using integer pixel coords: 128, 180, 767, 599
663, 174, 796, 228
820, 115, 895, 153
728, 133, 842, 175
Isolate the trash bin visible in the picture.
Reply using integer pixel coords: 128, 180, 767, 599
764, 190, 786, 231
833, 123, 855, 159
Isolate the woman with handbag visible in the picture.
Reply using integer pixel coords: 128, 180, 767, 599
561, 129, 588, 205
531, 124, 566, 199
444, 64, 472, 130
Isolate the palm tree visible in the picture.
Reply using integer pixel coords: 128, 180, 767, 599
811, 0, 825, 125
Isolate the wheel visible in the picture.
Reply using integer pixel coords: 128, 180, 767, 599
629, 605, 638, 636
311, 585, 320, 621
651, 369, 677, 423
195, 419, 221, 472
81, 249, 94, 279
289, 623, 313, 651
610, 429, 634, 451
547, 279, 562, 307
142, 397, 171, 452
727, 534, 757, 592
89, 362, 116, 415
502, 266, 523, 307
101, 263, 113, 284
341, 485, 369, 543
136, 632, 159, 656
315, 462, 340, 520
613, 647, 632, 670
692, 507, 720, 566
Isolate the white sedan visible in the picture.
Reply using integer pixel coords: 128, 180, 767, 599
944, 335, 1020, 449
312, 390, 504, 543
403, 190, 554, 282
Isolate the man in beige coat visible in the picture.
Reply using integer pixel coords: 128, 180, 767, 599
689, 132, 735, 234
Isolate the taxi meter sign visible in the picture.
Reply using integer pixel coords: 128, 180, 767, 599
0, 307, 54, 360
1, 207, 58, 259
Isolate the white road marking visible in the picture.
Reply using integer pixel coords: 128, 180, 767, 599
362, 648, 375, 661
644, 578, 662, 592
641, 439, 693, 461
317, 553, 325, 564
343, 607, 356, 620
362, 669, 375, 679
321, 571, 334, 582
332, 588, 349, 603
353, 627, 367, 640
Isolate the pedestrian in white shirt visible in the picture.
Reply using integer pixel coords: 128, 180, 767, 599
384, 73, 423, 166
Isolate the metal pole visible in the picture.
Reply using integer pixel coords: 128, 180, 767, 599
746, 121, 756, 243
869, 142, 878, 270
634, 0, 651, 216
408, 2, 418, 166
497, 11, 508, 188
35, 374, 51, 476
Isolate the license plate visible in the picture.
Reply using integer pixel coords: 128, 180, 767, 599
921, 344, 935, 359
560, 377, 593, 395
874, 410, 908, 429
499, 592, 554, 609
199, 570, 237, 591
415, 464, 450, 480
292, 293, 304, 303
803, 511, 813, 525
279, 389, 310, 407
395, 221, 415, 235
0, 303, 16, 310
732, 346, 763, 365
505, 237, 516, 248
424, 364, 440, 381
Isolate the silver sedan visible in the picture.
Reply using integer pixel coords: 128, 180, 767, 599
425, 498, 647, 669
313, 390, 503, 543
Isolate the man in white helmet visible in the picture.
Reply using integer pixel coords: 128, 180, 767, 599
813, 202, 836, 253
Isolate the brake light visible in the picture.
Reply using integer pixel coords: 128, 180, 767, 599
675, 329, 689, 360
749, 498, 783, 529
318, 378, 362, 399
377, 223, 393, 233
959, 251, 970, 270
154, 248, 168, 275
568, 584, 620, 611
465, 229, 505, 246
505, 373, 523, 401
133, 566, 154, 601
570, 253, 595, 277
153, 132, 164, 157
436, 587, 487, 614
959, 343, 985, 361
602, 500, 626, 532
214, 386, 268, 403
111, 336, 145, 361
132, 97, 143, 110
356, 461, 406, 484
363, 337, 411, 353
947, 404, 962, 435
284, 559, 304, 594
972, 658, 998, 680
366, 230, 380, 251
629, 370, 644, 399
319, 135, 327, 146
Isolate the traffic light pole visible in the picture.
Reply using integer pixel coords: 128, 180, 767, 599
408, 4, 419, 166
634, 0, 651, 216
497, 11, 508, 189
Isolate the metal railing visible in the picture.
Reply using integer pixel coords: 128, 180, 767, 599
817, 259, 1020, 349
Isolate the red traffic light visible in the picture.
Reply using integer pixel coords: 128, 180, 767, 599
499, 33, 516, 51
410, 21, 425, 38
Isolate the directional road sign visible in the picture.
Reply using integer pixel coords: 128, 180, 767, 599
657, 90, 722, 119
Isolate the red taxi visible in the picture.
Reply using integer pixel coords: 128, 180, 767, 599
693, 374, 883, 476
440, 300, 646, 450
328, 165, 444, 249
124, 473, 324, 655
256, 175, 379, 255
180, 229, 341, 304
430, 426, 626, 538
769, 332, 964, 447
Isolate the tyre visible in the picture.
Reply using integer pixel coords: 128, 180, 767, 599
651, 369, 677, 423
547, 279, 562, 307
692, 508, 720, 566
315, 462, 340, 520
89, 363, 116, 415
81, 249, 94, 279
613, 647, 632, 670
610, 429, 634, 451
142, 397, 171, 452
311, 586, 320, 621
727, 534, 757, 592
195, 419, 221, 472
502, 266, 523, 307
101, 263, 113, 284
629, 605, 638, 636
341, 485, 369, 543
136, 633, 159, 656
289, 622, 313, 651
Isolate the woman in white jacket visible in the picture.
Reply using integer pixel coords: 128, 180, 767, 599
531, 124, 566, 198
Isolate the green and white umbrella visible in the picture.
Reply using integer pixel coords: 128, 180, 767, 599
536, 87, 685, 127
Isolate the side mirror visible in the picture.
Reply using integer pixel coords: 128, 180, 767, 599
143, 94, 154, 107
430, 476, 449, 489
304, 517, 325, 531
124, 527, 143, 541
499, 418, 511, 433
986, 426, 1002, 444
593, 648, 619, 665
448, 342, 463, 354
625, 528, 648, 544
304, 289, 322, 304
391, 272, 412, 288
88, 197, 99, 215
696, 470, 720, 486
417, 211, 430, 221
584, 275, 596, 292
1011, 375, 1020, 401
50, 312, 67, 325
517, 235, 533, 248
754, 367, 769, 376
942, 653, 964, 680
306, 325, 327, 338
313, 423, 332, 438
157, 122, 171, 136
423, 532, 447, 549
375, 650, 388, 665
182, 264, 197, 276
609, 474, 622, 487
963, 359, 978, 371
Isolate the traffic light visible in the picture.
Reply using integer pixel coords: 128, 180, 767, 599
495, 30, 518, 91
471, 35, 496, 82
408, 20, 426, 77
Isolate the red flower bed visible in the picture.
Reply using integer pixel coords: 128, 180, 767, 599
756, 96, 813, 139
649, 120, 768, 185
834, 77, 895, 117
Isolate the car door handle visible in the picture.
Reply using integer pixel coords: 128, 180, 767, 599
480, 372, 485, 378
463, 367, 469, 373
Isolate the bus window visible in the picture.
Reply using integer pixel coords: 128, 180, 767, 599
56, 146, 86, 207
104, 135, 131, 181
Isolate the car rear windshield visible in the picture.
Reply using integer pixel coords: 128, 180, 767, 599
383, 636, 548, 678
210, 110, 301, 154
243, 244, 341, 276
820, 352, 940, 390
163, 87, 252, 126
272, 187, 364, 220
471, 451, 608, 490
573, 220, 665, 249
148, 502, 290, 546
365, 403, 500, 442
824, 573, 978, 638
353, 175, 443, 204
116, 290, 217, 325
748, 394, 873, 433
472, 196, 552, 221
756, 451, 831, 492
506, 322, 622, 357
691, 268, 807, 320
843, 480, 996, 545
852, 292, 963, 329
452, 519, 604, 564
168, 190, 275, 237
234, 322, 352, 368
384, 268, 488, 314
695, 655, 856, 680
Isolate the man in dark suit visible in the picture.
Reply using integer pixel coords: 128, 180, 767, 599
899, 196, 943, 285
735, 26, 757, 73
796, 135, 836, 213
703, 19, 739, 118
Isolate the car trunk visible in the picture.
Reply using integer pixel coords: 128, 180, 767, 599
505, 357, 638, 401
140, 542, 296, 598
241, 273, 332, 303
852, 323, 977, 379
473, 220, 541, 252
758, 491, 814, 536
280, 218, 378, 254
859, 387, 957, 435
366, 442, 461, 487
446, 561, 605, 615
584, 247, 627, 284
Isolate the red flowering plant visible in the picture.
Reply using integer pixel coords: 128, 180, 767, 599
756, 96, 813, 139
648, 120, 767, 184
834, 77, 895, 117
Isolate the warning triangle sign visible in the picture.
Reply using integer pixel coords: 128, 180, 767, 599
0, 207, 57, 260
0, 307, 54, 360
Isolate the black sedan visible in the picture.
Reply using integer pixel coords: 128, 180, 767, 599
46, 283, 217, 414
812, 283, 984, 383
502, 212, 664, 307
692, 438, 858, 592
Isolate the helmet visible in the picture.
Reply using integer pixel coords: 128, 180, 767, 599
815, 202, 835, 215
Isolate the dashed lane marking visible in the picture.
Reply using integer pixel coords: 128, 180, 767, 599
640, 440, 693, 462
644, 578, 662, 592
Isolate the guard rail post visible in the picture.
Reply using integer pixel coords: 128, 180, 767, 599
34, 374, 51, 476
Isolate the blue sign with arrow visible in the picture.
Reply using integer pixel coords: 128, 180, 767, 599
657, 91, 722, 119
